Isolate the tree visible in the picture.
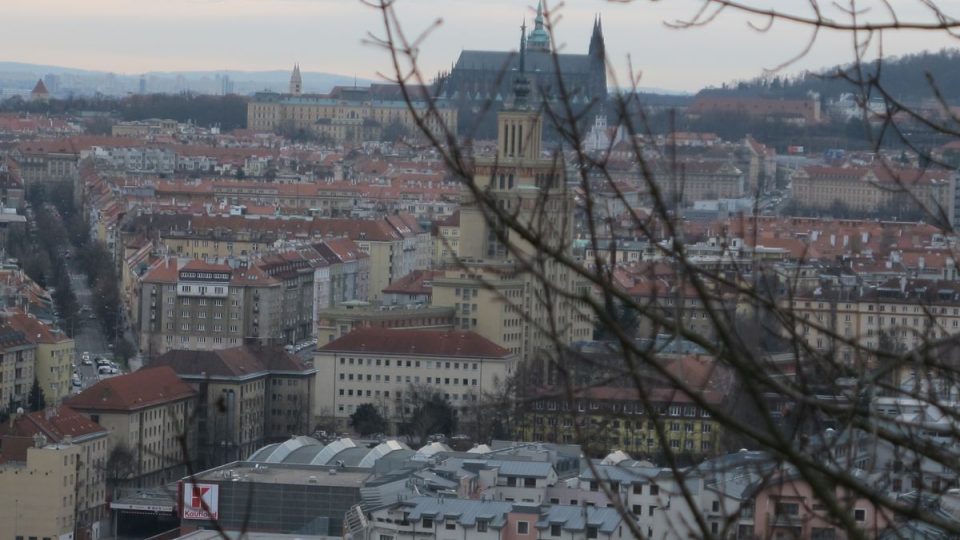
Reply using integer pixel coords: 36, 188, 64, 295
101, 443, 137, 493
27, 378, 45, 412
399, 387, 457, 447
349, 403, 387, 436
371, 1, 960, 537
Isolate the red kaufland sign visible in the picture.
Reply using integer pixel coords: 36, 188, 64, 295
181, 483, 219, 520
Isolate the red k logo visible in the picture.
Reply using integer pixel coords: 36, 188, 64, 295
191, 486, 210, 508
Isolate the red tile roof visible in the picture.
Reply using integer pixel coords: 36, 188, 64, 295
382, 269, 444, 296
0, 405, 107, 443
66, 366, 195, 412
319, 328, 511, 358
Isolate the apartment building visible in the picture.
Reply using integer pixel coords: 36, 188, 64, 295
366, 497, 628, 540
150, 346, 316, 465
788, 279, 960, 366
129, 213, 419, 303
433, 210, 461, 266
791, 165, 954, 215
5, 311, 74, 404
138, 257, 317, 356
314, 327, 516, 429
521, 385, 723, 460
311, 238, 370, 308
0, 406, 110, 535
0, 321, 37, 411
66, 366, 197, 488
0, 439, 83, 540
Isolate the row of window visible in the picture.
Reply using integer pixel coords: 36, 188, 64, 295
339, 357, 480, 370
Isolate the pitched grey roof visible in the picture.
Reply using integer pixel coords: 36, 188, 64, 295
454, 50, 592, 74
490, 459, 554, 478
404, 497, 514, 528
536, 505, 623, 534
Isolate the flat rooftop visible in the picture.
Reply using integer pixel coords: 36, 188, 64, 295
193, 462, 370, 488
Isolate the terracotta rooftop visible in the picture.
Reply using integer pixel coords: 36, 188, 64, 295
0, 405, 107, 443
319, 327, 511, 358
382, 269, 444, 296
66, 366, 195, 412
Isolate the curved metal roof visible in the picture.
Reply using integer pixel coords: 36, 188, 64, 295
308, 438, 357, 466
358, 439, 410, 468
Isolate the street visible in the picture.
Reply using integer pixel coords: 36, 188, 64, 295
67, 271, 111, 389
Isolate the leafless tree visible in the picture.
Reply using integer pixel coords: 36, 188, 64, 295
366, 0, 960, 537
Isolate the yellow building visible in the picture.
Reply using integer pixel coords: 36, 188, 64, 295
247, 83, 457, 144
66, 366, 197, 488
0, 406, 111, 536
520, 386, 723, 459
7, 312, 75, 403
0, 441, 81, 540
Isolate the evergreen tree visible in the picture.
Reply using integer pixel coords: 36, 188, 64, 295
28, 378, 45, 412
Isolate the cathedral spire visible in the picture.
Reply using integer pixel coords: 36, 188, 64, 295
589, 14, 605, 61
289, 63, 303, 95
526, 0, 551, 52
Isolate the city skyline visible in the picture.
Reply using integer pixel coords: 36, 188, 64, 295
6, 0, 960, 93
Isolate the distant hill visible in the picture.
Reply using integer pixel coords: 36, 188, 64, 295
697, 49, 960, 105
0, 61, 371, 97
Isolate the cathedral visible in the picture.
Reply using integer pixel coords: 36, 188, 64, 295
437, 1, 607, 137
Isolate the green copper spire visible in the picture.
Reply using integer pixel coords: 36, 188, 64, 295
527, 0, 550, 52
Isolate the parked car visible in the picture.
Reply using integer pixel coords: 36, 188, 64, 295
98, 366, 112, 375
81, 358, 93, 366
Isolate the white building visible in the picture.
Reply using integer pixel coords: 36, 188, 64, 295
313, 327, 516, 429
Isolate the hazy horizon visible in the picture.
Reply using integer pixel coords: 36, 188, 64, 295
7, 0, 960, 93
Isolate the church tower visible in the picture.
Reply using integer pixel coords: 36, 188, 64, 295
430, 22, 592, 365
588, 15, 608, 105
526, 1, 551, 53
289, 64, 302, 96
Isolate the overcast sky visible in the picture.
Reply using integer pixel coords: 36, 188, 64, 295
6, 0, 960, 92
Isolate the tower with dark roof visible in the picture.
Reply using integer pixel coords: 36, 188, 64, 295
30, 79, 49, 103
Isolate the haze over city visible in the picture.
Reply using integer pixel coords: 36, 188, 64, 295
4, 0, 960, 91
6, 1, 960, 540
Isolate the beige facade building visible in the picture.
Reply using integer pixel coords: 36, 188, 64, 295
0, 441, 82, 540
6, 311, 75, 404
150, 346, 316, 466
788, 279, 960, 368
66, 366, 197, 488
0, 321, 37, 410
0, 406, 110, 537
247, 82, 456, 145
314, 328, 515, 430
791, 165, 953, 215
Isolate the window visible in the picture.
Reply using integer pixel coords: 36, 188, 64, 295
587, 527, 598, 539
517, 521, 529, 535
445, 522, 456, 531
551, 524, 562, 536
649, 484, 659, 495
422, 518, 433, 528
776, 502, 800, 516
854, 509, 865, 522
477, 520, 488, 533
